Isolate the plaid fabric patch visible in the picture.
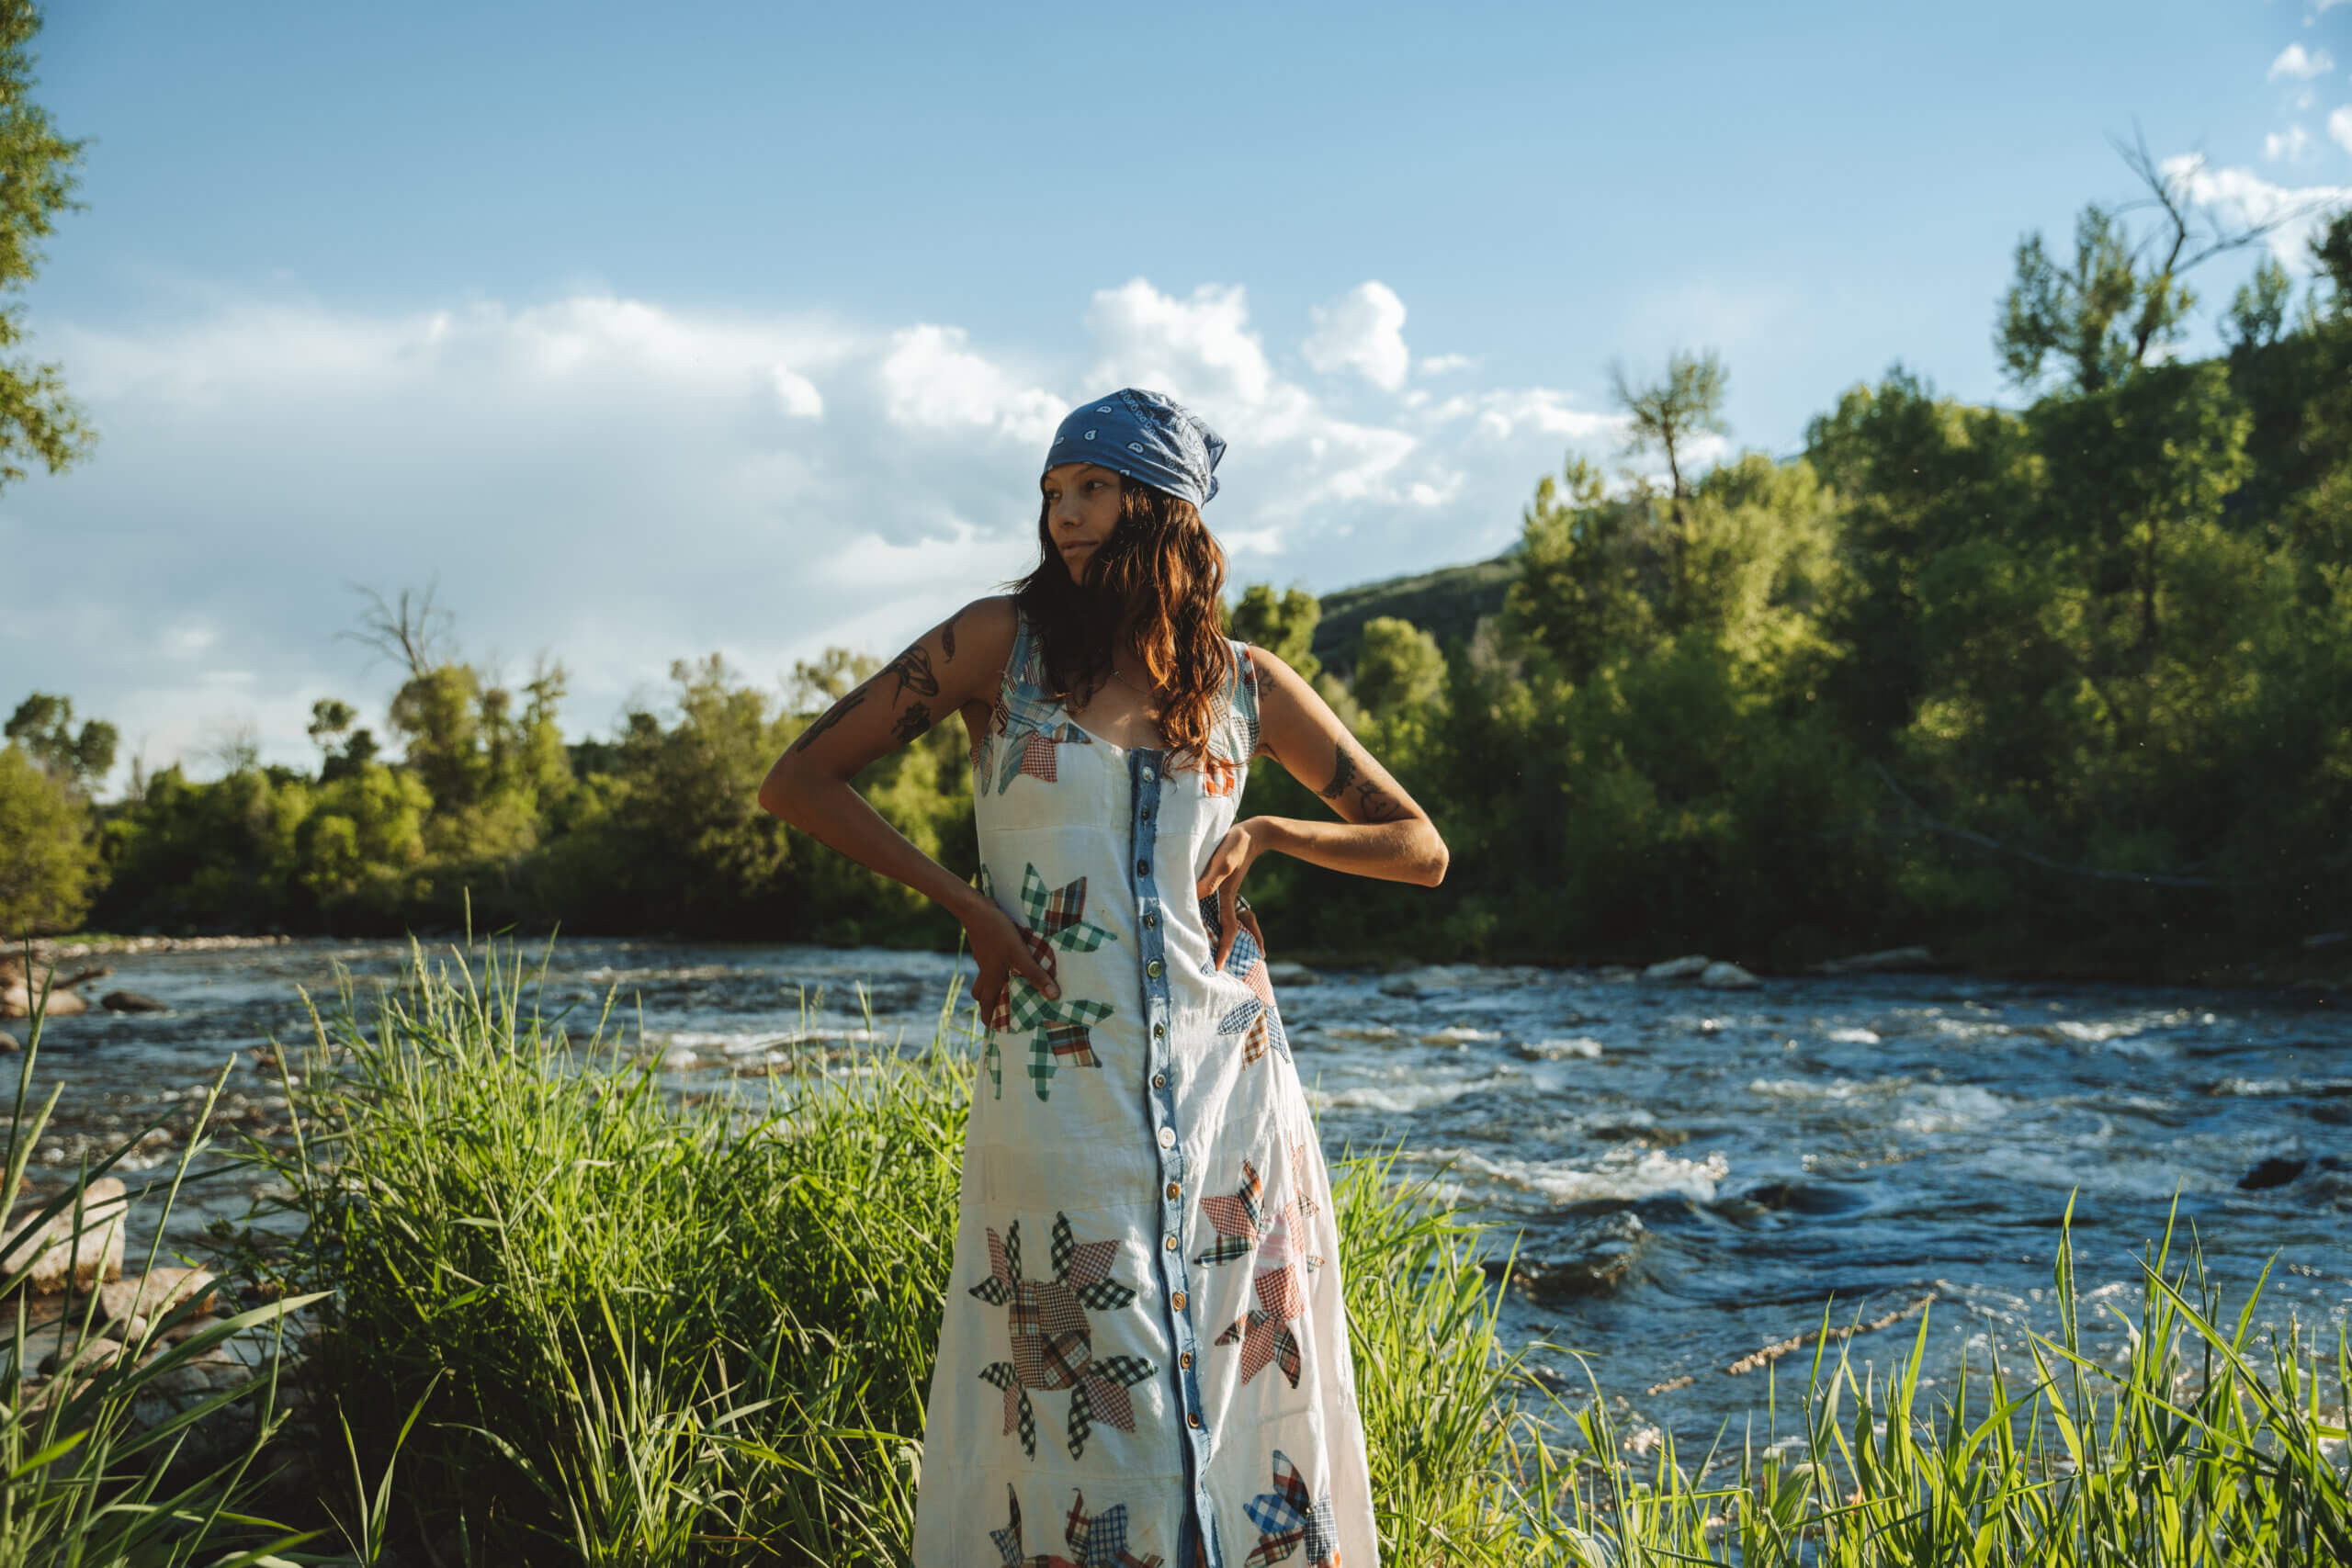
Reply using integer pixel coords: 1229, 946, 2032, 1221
1195, 1159, 1265, 1266
1197, 1156, 1323, 1391
1020, 864, 1114, 951
1244, 1450, 1340, 1568
989, 1484, 1024, 1566
1197, 900, 1290, 1060
1201, 750, 1243, 797
979, 863, 1119, 1100
990, 1483, 1168, 1568
966, 1213, 1153, 1461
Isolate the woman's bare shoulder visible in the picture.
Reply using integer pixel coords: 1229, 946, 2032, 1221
933, 595, 1019, 693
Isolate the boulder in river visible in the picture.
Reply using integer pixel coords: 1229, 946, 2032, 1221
1379, 965, 1468, 997
3, 1177, 130, 1292
1511, 1212, 1649, 1302
1699, 961, 1761, 990
0, 956, 112, 1020
99, 990, 168, 1014
98, 1266, 218, 1328
0, 1030, 17, 1054
1642, 955, 1711, 982
2237, 1156, 2307, 1190
1266, 962, 1320, 987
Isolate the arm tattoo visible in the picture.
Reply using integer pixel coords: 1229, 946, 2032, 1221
940, 609, 961, 661
1351, 779, 1406, 824
786, 687, 867, 754
1318, 742, 1361, 802
890, 701, 933, 746
881, 645, 940, 702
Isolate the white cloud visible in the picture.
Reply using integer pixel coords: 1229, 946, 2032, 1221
1302, 281, 1412, 391
2269, 43, 2334, 80
877, 323, 1060, 440
2265, 125, 2311, 161
5, 281, 1630, 779
2332, 106, 2352, 155
1417, 353, 1475, 376
2160, 152, 2352, 264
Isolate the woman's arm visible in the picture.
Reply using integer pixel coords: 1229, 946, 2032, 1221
1194, 646, 1449, 965
757, 597, 1060, 1012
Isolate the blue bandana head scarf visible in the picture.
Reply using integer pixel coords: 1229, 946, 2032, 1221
1042, 389, 1226, 509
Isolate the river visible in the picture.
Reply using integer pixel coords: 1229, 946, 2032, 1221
12, 937, 2349, 1447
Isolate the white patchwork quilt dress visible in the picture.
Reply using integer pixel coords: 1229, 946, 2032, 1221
910, 611, 1375, 1568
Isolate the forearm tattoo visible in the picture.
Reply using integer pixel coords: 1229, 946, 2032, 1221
787, 687, 867, 754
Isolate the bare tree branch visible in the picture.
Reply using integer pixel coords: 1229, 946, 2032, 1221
342, 581, 454, 679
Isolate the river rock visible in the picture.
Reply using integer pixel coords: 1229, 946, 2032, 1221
1512, 1212, 1649, 1302
1642, 955, 1711, 982
1699, 961, 1761, 990
0, 957, 110, 1019
38, 1336, 125, 1379
1379, 965, 1467, 997
1266, 962, 1320, 987
1816, 945, 1935, 975
99, 990, 168, 1014
3, 1177, 130, 1292
2238, 1156, 2307, 1190
0, 1031, 16, 1053
98, 1266, 218, 1327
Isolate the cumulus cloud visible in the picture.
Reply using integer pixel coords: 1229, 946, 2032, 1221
4, 280, 1626, 779
1302, 281, 1412, 391
2264, 125, 2311, 161
2160, 152, 2352, 264
2333, 106, 2352, 155
2269, 43, 2335, 80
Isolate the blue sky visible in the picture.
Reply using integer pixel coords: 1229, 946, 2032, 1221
8, 0, 2351, 778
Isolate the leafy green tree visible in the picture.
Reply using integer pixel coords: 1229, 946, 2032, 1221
5, 692, 115, 790
0, 742, 98, 934
1996, 141, 2281, 395
0, 1, 90, 491
1352, 617, 1446, 721
1227, 584, 1323, 682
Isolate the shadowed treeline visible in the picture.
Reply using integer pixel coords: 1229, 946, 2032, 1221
6, 199, 2351, 977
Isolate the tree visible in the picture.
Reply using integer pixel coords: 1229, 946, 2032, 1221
2223, 257, 2291, 353
1996, 134, 2305, 394
1611, 349, 1727, 506
0, 1, 91, 491
0, 742, 99, 934
1226, 584, 1323, 682
6, 692, 115, 791
1352, 617, 1446, 719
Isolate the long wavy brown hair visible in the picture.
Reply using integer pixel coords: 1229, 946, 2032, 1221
1012, 476, 1232, 762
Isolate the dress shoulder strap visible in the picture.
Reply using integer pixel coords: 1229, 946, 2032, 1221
1222, 637, 1262, 760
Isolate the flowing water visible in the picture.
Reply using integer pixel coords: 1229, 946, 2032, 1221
12, 937, 2350, 1445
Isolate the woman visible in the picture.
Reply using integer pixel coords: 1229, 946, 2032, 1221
759, 389, 1446, 1568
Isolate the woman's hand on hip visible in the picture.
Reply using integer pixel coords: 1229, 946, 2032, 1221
1197, 817, 1275, 971
965, 897, 1057, 1021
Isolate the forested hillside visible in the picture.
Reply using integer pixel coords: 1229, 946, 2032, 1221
7, 196, 2349, 978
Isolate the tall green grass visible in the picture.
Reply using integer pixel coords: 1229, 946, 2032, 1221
264, 942, 2352, 1566
0, 953, 322, 1567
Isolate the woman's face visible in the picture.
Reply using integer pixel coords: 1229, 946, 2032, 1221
1042, 462, 1123, 583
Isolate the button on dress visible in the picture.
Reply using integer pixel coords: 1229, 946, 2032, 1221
911, 612, 1374, 1568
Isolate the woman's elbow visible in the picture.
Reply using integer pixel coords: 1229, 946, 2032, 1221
1418, 825, 1450, 887
756, 758, 803, 822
